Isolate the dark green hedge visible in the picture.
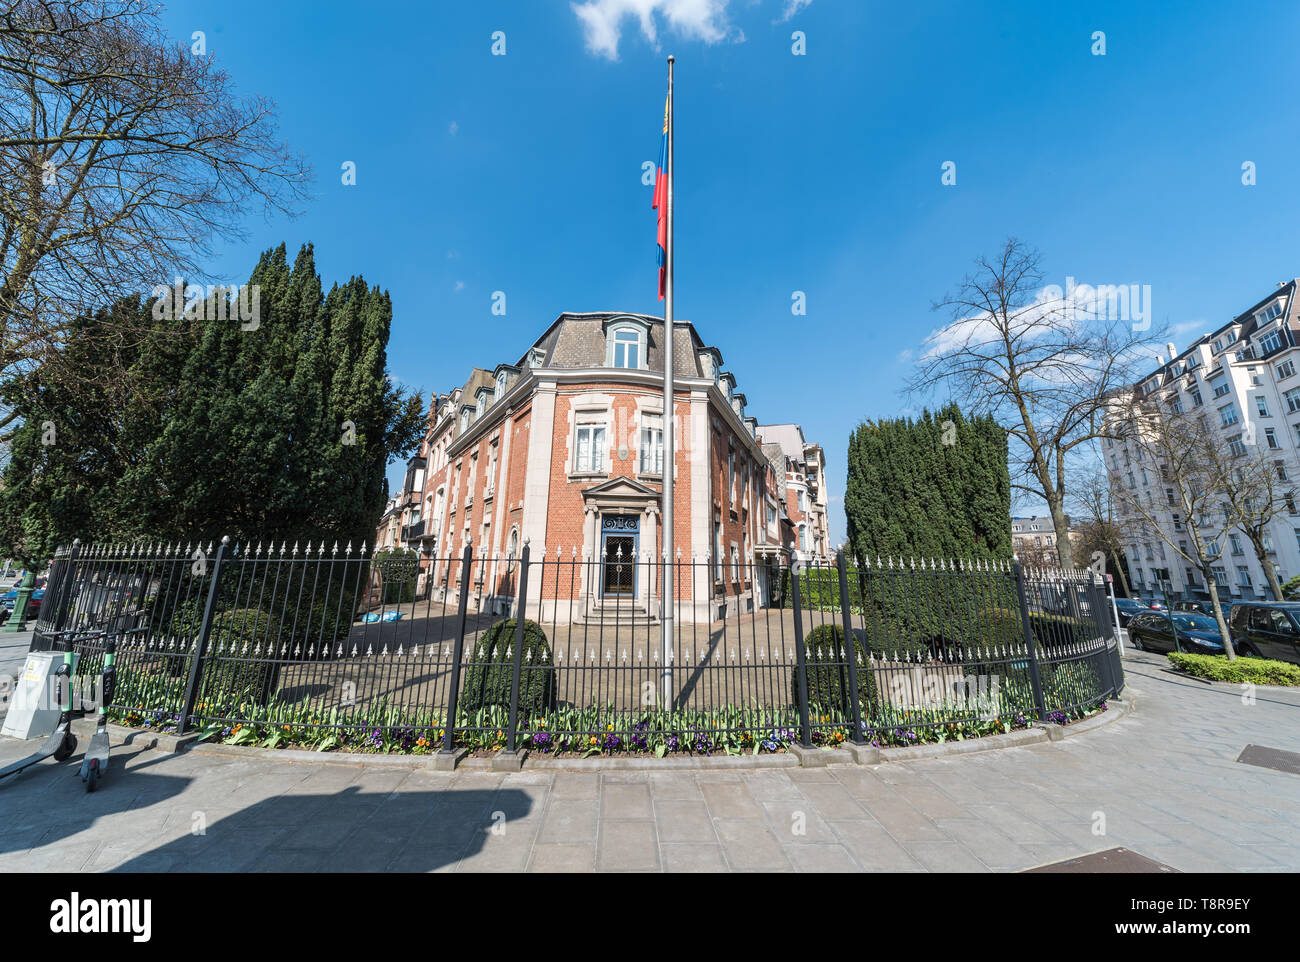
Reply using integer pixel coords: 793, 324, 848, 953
1028, 612, 1097, 649
780, 568, 841, 609
794, 623, 877, 717
851, 570, 1023, 656
461, 618, 557, 714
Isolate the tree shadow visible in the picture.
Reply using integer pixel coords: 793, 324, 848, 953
0, 744, 191, 856
111, 783, 534, 872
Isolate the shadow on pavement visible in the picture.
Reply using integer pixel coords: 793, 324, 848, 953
112, 784, 534, 872
0, 745, 192, 856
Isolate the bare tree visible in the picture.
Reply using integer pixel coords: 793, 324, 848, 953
909, 238, 1163, 569
1071, 462, 1133, 597
1108, 393, 1240, 658
0, 0, 311, 433
1220, 434, 1292, 601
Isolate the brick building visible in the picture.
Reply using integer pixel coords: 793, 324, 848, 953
378, 311, 827, 623
755, 424, 831, 563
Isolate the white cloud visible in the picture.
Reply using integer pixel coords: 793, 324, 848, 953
777, 0, 812, 21
448, 120, 459, 135
571, 0, 734, 61
454, 280, 465, 292
1169, 318, 1207, 339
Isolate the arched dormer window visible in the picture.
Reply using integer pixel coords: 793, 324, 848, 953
460, 410, 470, 433
495, 372, 507, 399
604, 316, 650, 370
476, 395, 485, 416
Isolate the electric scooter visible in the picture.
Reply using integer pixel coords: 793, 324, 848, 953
0, 629, 100, 783
78, 630, 118, 792
76, 625, 145, 791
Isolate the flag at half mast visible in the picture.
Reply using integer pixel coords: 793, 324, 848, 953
653, 95, 668, 300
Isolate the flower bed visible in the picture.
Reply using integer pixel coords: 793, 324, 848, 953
111, 697, 1107, 758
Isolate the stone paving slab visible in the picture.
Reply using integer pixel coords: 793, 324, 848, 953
0, 649, 1297, 871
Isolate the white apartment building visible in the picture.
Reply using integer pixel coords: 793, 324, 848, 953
1105, 279, 1300, 601
754, 424, 832, 563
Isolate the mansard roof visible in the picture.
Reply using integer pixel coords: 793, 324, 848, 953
521, 312, 703, 377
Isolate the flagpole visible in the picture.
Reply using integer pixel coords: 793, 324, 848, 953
660, 54, 675, 707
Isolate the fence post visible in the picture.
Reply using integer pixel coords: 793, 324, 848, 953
506, 542, 531, 753
835, 550, 865, 744
1012, 561, 1048, 721
50, 539, 82, 633
790, 563, 813, 747
177, 536, 229, 735
1096, 578, 1125, 697
441, 542, 474, 754
1089, 578, 1117, 698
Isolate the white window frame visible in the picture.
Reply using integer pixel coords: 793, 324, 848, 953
574, 421, 607, 474
639, 414, 664, 475
606, 320, 647, 370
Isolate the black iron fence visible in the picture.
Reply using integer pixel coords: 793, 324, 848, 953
35, 538, 1123, 757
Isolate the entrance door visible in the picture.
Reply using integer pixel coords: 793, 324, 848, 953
602, 535, 636, 597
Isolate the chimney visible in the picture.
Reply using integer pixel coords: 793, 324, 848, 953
1156, 353, 1164, 366
1166, 342, 1176, 360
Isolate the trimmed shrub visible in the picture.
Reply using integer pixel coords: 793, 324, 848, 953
794, 623, 878, 716
198, 607, 281, 706
1168, 652, 1300, 686
460, 619, 557, 714
372, 547, 419, 605
1028, 612, 1096, 649
972, 607, 1021, 648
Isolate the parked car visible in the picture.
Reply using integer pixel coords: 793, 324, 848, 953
1228, 603, 1300, 665
1137, 597, 1168, 611
0, 586, 44, 623
1128, 611, 1243, 655
1173, 599, 1234, 620
1113, 597, 1152, 627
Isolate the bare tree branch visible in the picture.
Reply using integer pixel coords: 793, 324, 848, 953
908, 238, 1165, 568
0, 0, 312, 430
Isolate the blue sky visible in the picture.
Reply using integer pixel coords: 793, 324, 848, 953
159, 0, 1300, 545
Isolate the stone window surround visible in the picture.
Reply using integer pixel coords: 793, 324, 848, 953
566, 392, 614, 480
633, 398, 667, 482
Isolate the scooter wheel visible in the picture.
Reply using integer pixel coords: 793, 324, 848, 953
84, 763, 98, 793
54, 734, 77, 762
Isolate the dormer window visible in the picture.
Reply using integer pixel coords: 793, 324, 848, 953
1258, 302, 1283, 325
476, 395, 485, 416
603, 317, 649, 369
529, 348, 545, 368
460, 410, 470, 433
611, 330, 640, 368
494, 372, 507, 399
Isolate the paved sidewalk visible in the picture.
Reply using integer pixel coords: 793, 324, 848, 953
0, 648, 1297, 872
